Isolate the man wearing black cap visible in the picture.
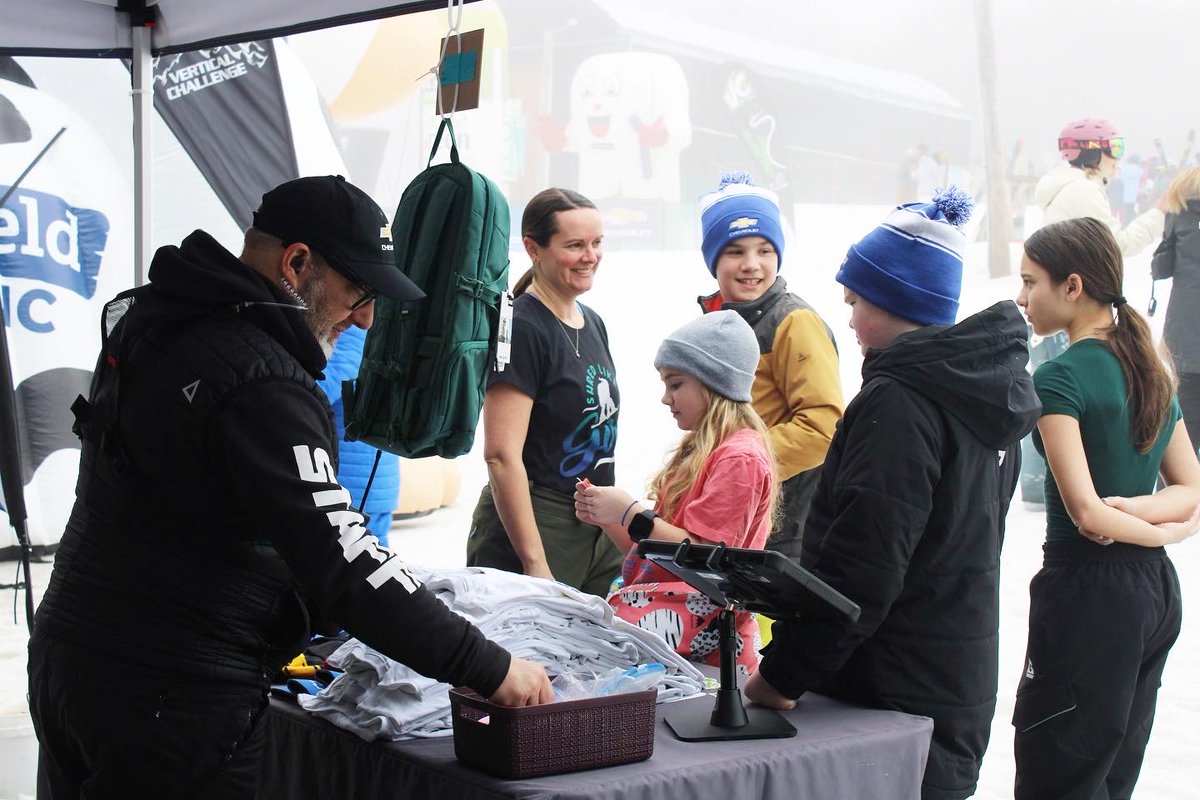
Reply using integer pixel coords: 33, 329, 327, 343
27, 176, 552, 798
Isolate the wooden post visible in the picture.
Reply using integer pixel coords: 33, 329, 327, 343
975, 0, 1012, 278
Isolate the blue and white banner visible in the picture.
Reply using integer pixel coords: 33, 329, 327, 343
0, 76, 133, 550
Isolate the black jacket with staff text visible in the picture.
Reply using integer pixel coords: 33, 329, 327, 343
34, 230, 509, 694
758, 300, 1040, 800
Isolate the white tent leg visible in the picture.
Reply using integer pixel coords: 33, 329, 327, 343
131, 23, 152, 287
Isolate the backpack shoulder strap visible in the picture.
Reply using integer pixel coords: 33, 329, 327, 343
71, 285, 151, 464
428, 117, 461, 167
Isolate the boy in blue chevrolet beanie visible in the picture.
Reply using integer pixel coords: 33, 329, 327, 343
836, 186, 973, 325
695, 171, 844, 561
699, 171, 786, 276
746, 183, 1043, 800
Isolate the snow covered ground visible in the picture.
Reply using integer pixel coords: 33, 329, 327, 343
1, 203, 1197, 798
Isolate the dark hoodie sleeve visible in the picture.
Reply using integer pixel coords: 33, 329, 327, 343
208, 379, 510, 696
758, 379, 943, 698
1150, 213, 1177, 280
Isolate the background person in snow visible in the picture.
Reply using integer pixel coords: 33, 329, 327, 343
1012, 216, 1200, 799
1037, 117, 1168, 252
466, 188, 624, 596
26, 176, 552, 799
696, 171, 843, 559
574, 310, 777, 673
1152, 166, 1200, 448
744, 188, 1040, 800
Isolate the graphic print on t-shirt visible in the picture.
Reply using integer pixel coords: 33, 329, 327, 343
560, 361, 618, 477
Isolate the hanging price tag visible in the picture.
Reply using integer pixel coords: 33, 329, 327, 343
438, 28, 485, 113
495, 289, 513, 372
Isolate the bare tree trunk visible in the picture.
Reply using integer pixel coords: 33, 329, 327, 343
975, 0, 1012, 278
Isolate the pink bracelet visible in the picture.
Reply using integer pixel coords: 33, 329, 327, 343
619, 500, 639, 526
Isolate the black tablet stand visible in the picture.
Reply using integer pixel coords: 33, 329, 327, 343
635, 538, 861, 743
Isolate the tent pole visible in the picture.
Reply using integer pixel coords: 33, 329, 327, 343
131, 22, 152, 287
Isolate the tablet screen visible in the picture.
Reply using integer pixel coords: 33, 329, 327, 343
635, 540, 861, 623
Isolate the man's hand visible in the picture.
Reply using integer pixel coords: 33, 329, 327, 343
743, 670, 796, 710
489, 657, 553, 707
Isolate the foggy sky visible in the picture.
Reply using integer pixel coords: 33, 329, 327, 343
666, 0, 1195, 172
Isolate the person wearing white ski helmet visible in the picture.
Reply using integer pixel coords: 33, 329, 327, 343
1034, 116, 1166, 256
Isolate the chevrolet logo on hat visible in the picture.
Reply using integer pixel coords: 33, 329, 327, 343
729, 217, 759, 230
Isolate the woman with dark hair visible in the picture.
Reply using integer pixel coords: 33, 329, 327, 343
1019, 119, 1172, 508
466, 188, 624, 596
1013, 216, 1200, 798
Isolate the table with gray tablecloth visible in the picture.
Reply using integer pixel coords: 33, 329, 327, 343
260, 688, 933, 800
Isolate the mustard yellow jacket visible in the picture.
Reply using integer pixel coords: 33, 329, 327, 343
699, 278, 844, 481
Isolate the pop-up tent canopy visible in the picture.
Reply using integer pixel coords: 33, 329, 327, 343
0, 0, 476, 282
0, 0, 476, 625
0, 0, 465, 57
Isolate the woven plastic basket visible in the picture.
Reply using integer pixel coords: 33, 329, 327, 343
449, 687, 657, 779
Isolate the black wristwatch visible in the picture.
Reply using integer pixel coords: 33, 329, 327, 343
627, 508, 658, 542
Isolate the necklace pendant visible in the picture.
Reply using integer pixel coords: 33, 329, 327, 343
555, 317, 581, 358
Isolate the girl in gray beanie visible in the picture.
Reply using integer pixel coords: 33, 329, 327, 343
574, 311, 779, 672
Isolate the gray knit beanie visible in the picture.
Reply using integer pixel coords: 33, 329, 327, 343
653, 310, 759, 402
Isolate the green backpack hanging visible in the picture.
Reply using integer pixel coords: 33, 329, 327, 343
343, 117, 511, 458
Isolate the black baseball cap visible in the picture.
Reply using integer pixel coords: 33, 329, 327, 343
252, 175, 424, 302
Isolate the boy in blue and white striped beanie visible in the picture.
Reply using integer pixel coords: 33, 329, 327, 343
836, 187, 973, 325
746, 183, 1043, 800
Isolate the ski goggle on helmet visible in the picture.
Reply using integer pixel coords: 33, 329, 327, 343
1058, 117, 1125, 161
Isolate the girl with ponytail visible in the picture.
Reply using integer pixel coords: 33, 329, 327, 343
467, 188, 625, 596
1013, 215, 1200, 798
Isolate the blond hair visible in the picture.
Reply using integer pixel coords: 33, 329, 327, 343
1163, 166, 1200, 215
648, 388, 779, 527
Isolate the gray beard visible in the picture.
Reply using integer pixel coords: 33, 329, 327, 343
297, 273, 338, 358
